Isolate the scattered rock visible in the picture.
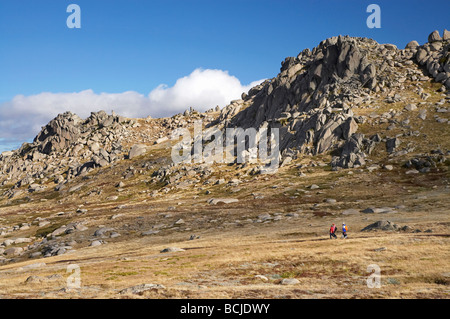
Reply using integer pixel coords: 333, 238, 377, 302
386, 137, 401, 154
257, 213, 272, 221
280, 278, 299, 285
94, 227, 114, 237
255, 275, 269, 281
119, 283, 166, 295
404, 104, 417, 111
174, 219, 185, 225
3, 247, 24, 256
400, 225, 412, 232
141, 230, 160, 236
207, 198, 239, 205
160, 247, 185, 253
89, 240, 102, 247
25, 275, 45, 284
116, 181, 125, 188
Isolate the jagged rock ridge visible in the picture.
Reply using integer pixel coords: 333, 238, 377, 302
0, 30, 449, 194
216, 30, 449, 163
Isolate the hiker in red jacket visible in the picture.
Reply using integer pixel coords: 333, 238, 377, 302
330, 223, 337, 239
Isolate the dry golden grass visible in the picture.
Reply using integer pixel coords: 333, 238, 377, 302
1, 217, 448, 299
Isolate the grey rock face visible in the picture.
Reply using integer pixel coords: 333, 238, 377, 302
331, 133, 380, 168
34, 112, 83, 155
386, 137, 401, 154
219, 36, 376, 159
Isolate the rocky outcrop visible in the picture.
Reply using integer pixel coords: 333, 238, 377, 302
413, 30, 450, 89
34, 112, 83, 155
403, 153, 446, 173
331, 133, 380, 169
0, 111, 133, 193
209, 31, 448, 168
1, 30, 449, 194
217, 35, 418, 161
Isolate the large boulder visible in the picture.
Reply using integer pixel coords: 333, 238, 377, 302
415, 47, 428, 65
443, 29, 450, 41
128, 144, 147, 159
405, 40, 419, 49
428, 30, 442, 42
361, 220, 399, 232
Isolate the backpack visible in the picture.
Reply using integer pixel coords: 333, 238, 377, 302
344, 225, 348, 232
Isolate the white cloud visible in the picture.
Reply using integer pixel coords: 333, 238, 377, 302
148, 68, 263, 116
0, 68, 265, 152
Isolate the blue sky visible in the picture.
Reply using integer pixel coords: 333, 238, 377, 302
0, 0, 449, 152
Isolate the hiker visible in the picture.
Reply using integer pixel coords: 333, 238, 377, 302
329, 223, 337, 239
342, 223, 348, 239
